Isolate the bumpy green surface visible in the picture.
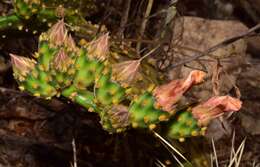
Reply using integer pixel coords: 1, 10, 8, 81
11, 19, 206, 141
0, 0, 96, 36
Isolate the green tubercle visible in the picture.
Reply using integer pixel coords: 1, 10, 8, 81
129, 92, 170, 129
165, 109, 203, 141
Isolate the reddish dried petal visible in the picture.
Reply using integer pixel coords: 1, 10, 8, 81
153, 70, 206, 112
192, 96, 242, 126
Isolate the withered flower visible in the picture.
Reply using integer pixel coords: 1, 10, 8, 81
49, 19, 67, 46
10, 54, 36, 81
87, 33, 109, 61
192, 96, 242, 126
153, 70, 206, 112
112, 60, 141, 86
108, 105, 130, 130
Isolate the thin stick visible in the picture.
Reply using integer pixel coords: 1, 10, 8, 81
118, 0, 132, 37
170, 23, 260, 69
139, 45, 160, 61
153, 131, 188, 162
211, 138, 219, 167
136, 0, 154, 53
72, 138, 77, 167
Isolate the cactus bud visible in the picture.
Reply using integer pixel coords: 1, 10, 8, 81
153, 70, 206, 112
88, 33, 109, 61
10, 54, 36, 81
191, 96, 242, 126
48, 19, 67, 46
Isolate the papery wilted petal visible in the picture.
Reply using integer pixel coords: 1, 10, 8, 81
49, 19, 67, 46
10, 54, 36, 80
53, 49, 71, 72
108, 105, 130, 130
112, 60, 141, 86
88, 33, 109, 61
65, 34, 77, 51
192, 96, 242, 126
153, 70, 206, 112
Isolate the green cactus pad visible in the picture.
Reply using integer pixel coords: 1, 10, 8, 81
129, 92, 169, 129
166, 109, 202, 140
73, 49, 105, 90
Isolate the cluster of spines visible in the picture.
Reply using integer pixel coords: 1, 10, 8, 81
11, 19, 206, 141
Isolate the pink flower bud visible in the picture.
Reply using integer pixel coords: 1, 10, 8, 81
153, 70, 206, 112
192, 96, 242, 126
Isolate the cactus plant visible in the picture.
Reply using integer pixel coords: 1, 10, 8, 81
10, 19, 242, 141
0, 0, 96, 36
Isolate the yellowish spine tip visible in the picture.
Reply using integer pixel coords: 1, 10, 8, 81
18, 25, 23, 30
125, 88, 133, 94
165, 160, 172, 165
112, 99, 119, 104
177, 117, 183, 122
34, 93, 40, 97
132, 122, 138, 128
149, 124, 156, 130
179, 137, 185, 142
200, 127, 207, 136
19, 86, 25, 91
89, 107, 94, 112
159, 115, 168, 121
32, 83, 39, 89
191, 130, 198, 136
25, 15, 30, 20
143, 116, 149, 123
147, 84, 156, 92
31, 8, 38, 13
